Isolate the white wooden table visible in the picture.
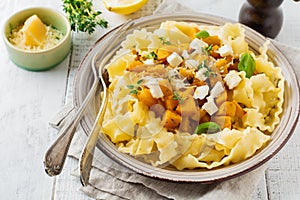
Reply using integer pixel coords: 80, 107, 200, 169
0, 0, 299, 199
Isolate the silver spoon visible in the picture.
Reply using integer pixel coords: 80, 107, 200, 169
79, 21, 134, 186
44, 21, 134, 177
44, 67, 99, 176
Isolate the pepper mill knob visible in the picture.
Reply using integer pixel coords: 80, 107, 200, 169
238, 0, 284, 38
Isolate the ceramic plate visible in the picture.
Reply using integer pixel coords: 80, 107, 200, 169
73, 14, 300, 183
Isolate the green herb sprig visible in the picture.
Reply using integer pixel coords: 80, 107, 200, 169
173, 92, 185, 104
127, 79, 143, 95
198, 60, 217, 78
63, 0, 108, 34
202, 44, 213, 55
159, 37, 171, 45
143, 51, 158, 60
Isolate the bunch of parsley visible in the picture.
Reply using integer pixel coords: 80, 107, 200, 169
63, 0, 108, 34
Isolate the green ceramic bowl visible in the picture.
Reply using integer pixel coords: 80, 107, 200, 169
2, 7, 71, 71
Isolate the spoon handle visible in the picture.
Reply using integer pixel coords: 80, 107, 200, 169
44, 81, 98, 176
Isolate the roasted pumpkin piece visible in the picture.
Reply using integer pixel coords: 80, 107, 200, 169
215, 101, 236, 117
159, 84, 173, 96
232, 100, 246, 117
200, 114, 211, 123
212, 116, 232, 129
179, 68, 194, 82
215, 58, 229, 74
127, 60, 144, 71
137, 88, 158, 107
199, 109, 211, 123
156, 49, 172, 61
210, 45, 221, 59
161, 110, 182, 129
165, 95, 179, 111
177, 95, 198, 116
192, 78, 206, 87
202, 35, 221, 46
215, 58, 228, 68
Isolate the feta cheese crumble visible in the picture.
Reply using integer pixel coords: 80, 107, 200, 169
185, 59, 199, 69
210, 81, 225, 98
218, 44, 233, 57
224, 71, 242, 89
194, 85, 209, 100
167, 52, 183, 67
189, 38, 208, 50
202, 96, 218, 115
195, 68, 208, 81
143, 77, 164, 98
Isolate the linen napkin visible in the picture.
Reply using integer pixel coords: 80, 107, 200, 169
53, 0, 300, 199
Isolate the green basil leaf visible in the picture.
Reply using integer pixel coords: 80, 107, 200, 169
196, 30, 210, 39
194, 122, 221, 134
238, 53, 255, 78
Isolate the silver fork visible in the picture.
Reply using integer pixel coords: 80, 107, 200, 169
79, 21, 135, 186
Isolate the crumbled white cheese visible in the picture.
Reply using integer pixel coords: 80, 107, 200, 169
194, 85, 209, 100
218, 44, 233, 57
181, 50, 190, 60
210, 81, 225, 98
143, 77, 164, 98
195, 68, 208, 81
168, 68, 179, 77
185, 59, 199, 69
142, 59, 155, 65
189, 38, 208, 50
202, 96, 218, 115
167, 52, 183, 67
170, 79, 186, 91
224, 70, 242, 89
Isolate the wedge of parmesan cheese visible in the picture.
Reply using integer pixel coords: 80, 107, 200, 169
21, 15, 47, 46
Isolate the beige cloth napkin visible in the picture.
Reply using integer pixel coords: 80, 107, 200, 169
58, 0, 300, 199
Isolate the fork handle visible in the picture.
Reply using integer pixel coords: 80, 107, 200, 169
44, 81, 98, 176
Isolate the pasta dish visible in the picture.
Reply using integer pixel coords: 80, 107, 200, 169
101, 21, 285, 170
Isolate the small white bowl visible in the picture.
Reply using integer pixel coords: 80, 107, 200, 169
2, 7, 71, 71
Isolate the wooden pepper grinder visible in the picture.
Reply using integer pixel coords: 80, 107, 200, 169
238, 0, 284, 38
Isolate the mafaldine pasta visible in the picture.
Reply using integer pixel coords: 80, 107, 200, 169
101, 21, 284, 170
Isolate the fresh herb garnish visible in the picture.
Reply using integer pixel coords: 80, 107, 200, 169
198, 60, 217, 78
202, 44, 213, 55
196, 30, 210, 39
173, 92, 185, 104
63, 0, 108, 34
159, 37, 171, 45
143, 51, 158, 60
194, 122, 221, 134
238, 53, 255, 78
127, 79, 143, 95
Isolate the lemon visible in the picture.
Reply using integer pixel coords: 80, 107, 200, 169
102, 0, 149, 15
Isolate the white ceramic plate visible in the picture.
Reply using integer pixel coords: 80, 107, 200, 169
73, 14, 300, 183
